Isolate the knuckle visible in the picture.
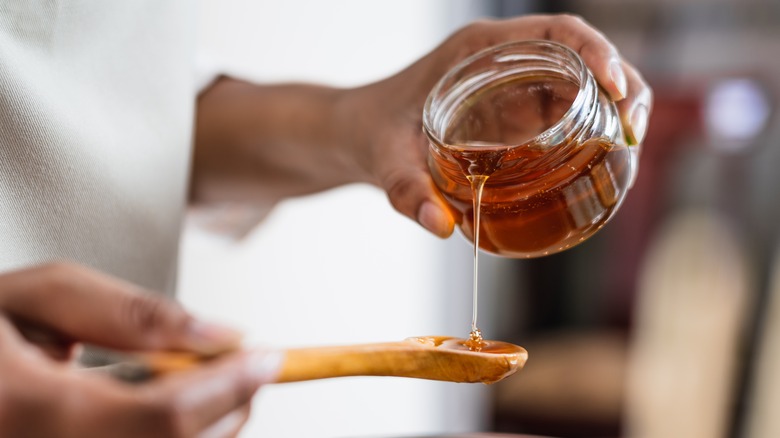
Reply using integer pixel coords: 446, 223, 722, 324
35, 261, 86, 293
384, 173, 417, 215
121, 292, 177, 334
465, 18, 494, 33
441, 20, 497, 72
38, 261, 78, 281
557, 13, 587, 27
39, 260, 80, 276
454, 19, 491, 43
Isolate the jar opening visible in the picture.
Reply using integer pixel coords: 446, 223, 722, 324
423, 40, 592, 152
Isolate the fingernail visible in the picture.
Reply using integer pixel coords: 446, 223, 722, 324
188, 320, 244, 355
629, 103, 649, 145
609, 59, 627, 100
417, 201, 451, 238
246, 349, 284, 385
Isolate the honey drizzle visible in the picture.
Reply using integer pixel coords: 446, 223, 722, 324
465, 174, 488, 351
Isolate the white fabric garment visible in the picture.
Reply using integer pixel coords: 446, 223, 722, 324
0, 1, 197, 295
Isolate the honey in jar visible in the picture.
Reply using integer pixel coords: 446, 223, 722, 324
424, 40, 638, 258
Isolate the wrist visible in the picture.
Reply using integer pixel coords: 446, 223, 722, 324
194, 79, 378, 203
330, 85, 383, 186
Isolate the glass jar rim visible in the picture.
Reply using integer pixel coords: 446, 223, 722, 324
422, 39, 592, 151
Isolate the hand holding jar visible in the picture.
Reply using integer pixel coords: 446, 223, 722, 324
425, 40, 637, 257
337, 14, 652, 240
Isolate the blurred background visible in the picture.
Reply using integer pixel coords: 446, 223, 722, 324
180, 0, 780, 437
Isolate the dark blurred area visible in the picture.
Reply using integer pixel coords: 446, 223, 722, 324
485, 1, 780, 437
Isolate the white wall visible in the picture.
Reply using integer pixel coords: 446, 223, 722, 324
179, 1, 491, 437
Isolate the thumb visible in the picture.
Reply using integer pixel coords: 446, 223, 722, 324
0, 263, 242, 355
382, 167, 455, 238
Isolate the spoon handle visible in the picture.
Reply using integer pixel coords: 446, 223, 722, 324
278, 341, 431, 383
113, 338, 525, 384
111, 341, 423, 383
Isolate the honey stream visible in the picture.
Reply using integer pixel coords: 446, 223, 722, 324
465, 174, 489, 351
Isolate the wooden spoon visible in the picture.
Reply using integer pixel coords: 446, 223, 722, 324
120, 336, 527, 384
278, 336, 527, 384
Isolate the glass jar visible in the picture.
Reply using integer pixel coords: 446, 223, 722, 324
424, 40, 638, 258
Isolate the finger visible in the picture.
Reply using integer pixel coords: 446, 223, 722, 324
144, 349, 281, 436
539, 15, 624, 100
381, 164, 455, 238
615, 61, 653, 145
10, 316, 77, 361
0, 263, 242, 355
538, 15, 626, 101
197, 403, 252, 438
474, 15, 625, 101
0, 326, 71, 436
1, 347, 263, 438
0, 316, 60, 364
480, 15, 650, 142
0, 315, 26, 351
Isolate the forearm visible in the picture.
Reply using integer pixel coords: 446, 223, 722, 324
191, 77, 373, 205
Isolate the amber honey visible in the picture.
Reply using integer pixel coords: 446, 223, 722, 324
414, 336, 525, 355
427, 75, 634, 258
429, 136, 632, 258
